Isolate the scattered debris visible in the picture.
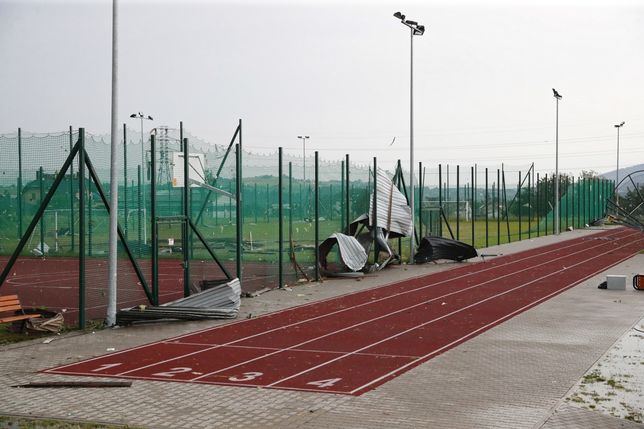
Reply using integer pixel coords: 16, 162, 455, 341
116, 278, 241, 324
319, 233, 368, 277
25, 312, 64, 333
414, 236, 478, 264
242, 287, 270, 298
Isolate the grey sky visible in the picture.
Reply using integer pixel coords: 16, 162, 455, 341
1, 0, 642, 177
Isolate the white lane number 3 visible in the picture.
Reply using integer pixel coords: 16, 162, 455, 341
228, 372, 263, 382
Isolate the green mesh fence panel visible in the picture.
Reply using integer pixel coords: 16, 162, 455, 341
3, 127, 613, 319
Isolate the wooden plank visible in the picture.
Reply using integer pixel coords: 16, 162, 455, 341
0, 314, 39, 323
0, 304, 23, 312
0, 295, 20, 302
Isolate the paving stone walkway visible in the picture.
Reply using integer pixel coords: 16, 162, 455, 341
1, 228, 642, 428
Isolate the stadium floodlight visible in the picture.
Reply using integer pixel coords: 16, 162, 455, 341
552, 88, 562, 235
129, 112, 153, 244
393, 11, 427, 263
297, 135, 310, 182
614, 121, 625, 204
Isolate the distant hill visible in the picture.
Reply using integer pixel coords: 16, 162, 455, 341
600, 164, 644, 184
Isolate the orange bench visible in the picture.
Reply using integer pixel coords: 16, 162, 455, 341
0, 295, 41, 324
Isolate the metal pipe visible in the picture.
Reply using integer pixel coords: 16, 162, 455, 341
106, 0, 119, 326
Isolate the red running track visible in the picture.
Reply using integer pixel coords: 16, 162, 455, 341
44, 228, 644, 395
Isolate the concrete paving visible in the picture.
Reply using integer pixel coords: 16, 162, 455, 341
1, 227, 643, 428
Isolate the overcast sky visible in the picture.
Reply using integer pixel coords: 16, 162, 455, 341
1, 0, 642, 178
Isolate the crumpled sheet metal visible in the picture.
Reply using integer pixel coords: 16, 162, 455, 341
116, 278, 241, 324
369, 168, 413, 237
319, 233, 368, 274
414, 236, 478, 263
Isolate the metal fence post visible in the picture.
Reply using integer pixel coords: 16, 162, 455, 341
278, 147, 283, 288
39, 167, 45, 256
137, 165, 142, 258
341, 160, 345, 232
17, 128, 23, 239
314, 151, 319, 282
485, 168, 489, 248
536, 173, 540, 237
289, 162, 293, 253
497, 169, 501, 244
438, 164, 442, 237
236, 118, 243, 281
151, 135, 158, 304
373, 157, 378, 263
418, 161, 423, 239
123, 123, 128, 241
183, 137, 190, 297
518, 171, 522, 241
69, 126, 75, 252
456, 165, 460, 240
78, 128, 86, 329
471, 166, 475, 246
345, 154, 350, 231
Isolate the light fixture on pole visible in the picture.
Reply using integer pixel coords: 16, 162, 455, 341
614, 121, 625, 205
129, 112, 153, 244
552, 88, 562, 235
394, 11, 425, 262
297, 135, 310, 182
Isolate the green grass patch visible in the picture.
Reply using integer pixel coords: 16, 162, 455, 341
582, 370, 606, 384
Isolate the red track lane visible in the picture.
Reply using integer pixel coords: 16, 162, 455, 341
43, 228, 644, 395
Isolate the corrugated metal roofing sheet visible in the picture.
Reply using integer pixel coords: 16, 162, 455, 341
332, 233, 368, 271
369, 168, 413, 237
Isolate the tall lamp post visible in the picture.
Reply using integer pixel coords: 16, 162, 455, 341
130, 112, 153, 243
614, 121, 625, 205
297, 135, 310, 182
552, 88, 562, 235
394, 11, 425, 262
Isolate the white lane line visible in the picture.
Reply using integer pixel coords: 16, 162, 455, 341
163, 341, 422, 359
266, 236, 644, 389
348, 243, 643, 394
189, 234, 642, 384
44, 229, 631, 373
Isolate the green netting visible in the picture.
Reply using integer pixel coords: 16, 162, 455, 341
0, 127, 617, 324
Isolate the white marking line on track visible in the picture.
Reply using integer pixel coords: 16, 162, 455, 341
191, 233, 643, 384
347, 243, 644, 394
265, 235, 644, 389
163, 341, 422, 359
44, 229, 633, 374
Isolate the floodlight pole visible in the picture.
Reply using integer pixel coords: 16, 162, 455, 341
298, 135, 309, 182
409, 25, 415, 262
553, 91, 561, 235
107, 0, 119, 326
614, 121, 625, 205
129, 112, 153, 244
394, 12, 425, 263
